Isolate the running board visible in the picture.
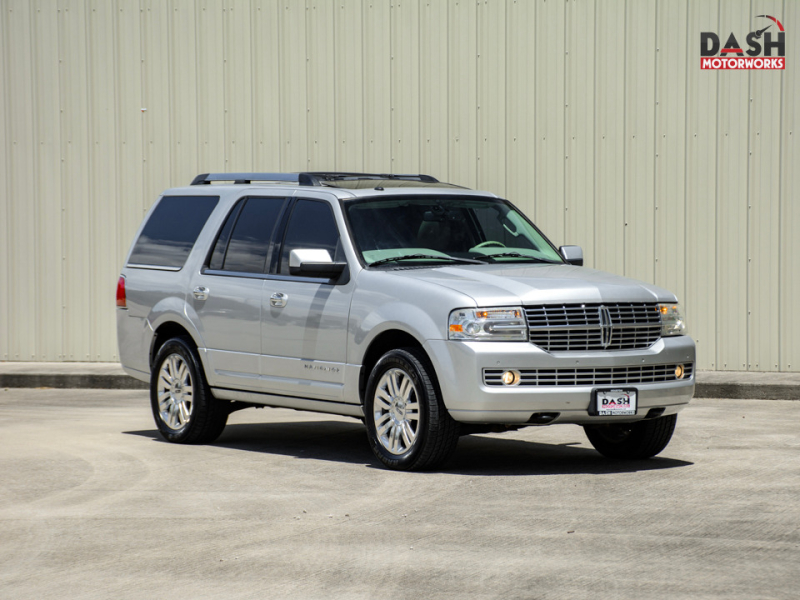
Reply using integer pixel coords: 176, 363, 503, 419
212, 387, 364, 418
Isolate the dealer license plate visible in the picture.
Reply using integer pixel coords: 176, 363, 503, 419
591, 389, 637, 416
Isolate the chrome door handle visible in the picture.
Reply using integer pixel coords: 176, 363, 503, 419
193, 286, 209, 301
270, 292, 287, 307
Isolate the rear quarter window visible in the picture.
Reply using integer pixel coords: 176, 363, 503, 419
128, 195, 219, 269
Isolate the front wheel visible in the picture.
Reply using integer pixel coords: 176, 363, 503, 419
151, 337, 228, 444
364, 348, 460, 471
583, 414, 677, 459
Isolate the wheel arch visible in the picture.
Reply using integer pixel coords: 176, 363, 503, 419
358, 329, 433, 405
149, 320, 201, 370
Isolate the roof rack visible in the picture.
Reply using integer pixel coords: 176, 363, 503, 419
190, 172, 441, 186
305, 172, 440, 184
190, 173, 318, 186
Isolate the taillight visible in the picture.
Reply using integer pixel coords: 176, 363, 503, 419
116, 276, 127, 308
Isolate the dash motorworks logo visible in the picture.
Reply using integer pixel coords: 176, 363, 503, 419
701, 15, 785, 70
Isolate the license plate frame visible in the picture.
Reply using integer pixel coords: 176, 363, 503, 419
589, 388, 638, 416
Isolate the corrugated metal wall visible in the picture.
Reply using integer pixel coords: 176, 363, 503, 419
0, 0, 797, 371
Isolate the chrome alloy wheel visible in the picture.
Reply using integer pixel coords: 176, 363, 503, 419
156, 353, 194, 430
373, 367, 421, 455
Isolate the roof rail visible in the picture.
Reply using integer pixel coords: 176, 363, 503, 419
191, 173, 319, 186
190, 172, 441, 186
304, 172, 440, 184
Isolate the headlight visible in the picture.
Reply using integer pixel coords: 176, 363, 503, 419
657, 303, 686, 336
448, 307, 527, 341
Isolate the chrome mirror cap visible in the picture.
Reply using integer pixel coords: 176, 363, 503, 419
289, 248, 334, 269
559, 245, 583, 266
288, 248, 347, 278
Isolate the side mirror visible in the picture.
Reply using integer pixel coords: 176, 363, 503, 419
289, 249, 347, 278
559, 245, 583, 266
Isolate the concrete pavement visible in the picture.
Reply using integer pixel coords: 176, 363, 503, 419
0, 388, 797, 599
0, 361, 798, 399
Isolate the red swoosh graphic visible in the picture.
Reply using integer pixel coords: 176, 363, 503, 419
758, 15, 785, 32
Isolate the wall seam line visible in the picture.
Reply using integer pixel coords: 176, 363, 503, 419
28, 0, 39, 360
85, 0, 94, 361
534, 0, 539, 223
417, 2, 422, 174
445, 0, 450, 181
194, 1, 201, 173
0, 0, 8, 357
388, 0, 393, 171
139, 0, 146, 274
474, 0, 478, 187
682, 0, 689, 317
113, 0, 123, 361
745, 0, 752, 370
251, 0, 257, 171
622, 0, 627, 276
563, 0, 569, 245
503, 0, 508, 197
587, 0, 597, 267
57, 0, 67, 360
777, 0, 785, 370
777, 0, 786, 371
714, 0, 721, 369
653, 0, 659, 287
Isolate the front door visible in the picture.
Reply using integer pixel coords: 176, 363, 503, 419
260, 198, 352, 401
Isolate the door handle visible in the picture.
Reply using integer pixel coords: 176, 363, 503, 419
270, 292, 288, 307
193, 286, 209, 301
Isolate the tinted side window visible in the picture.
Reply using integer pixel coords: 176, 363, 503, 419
279, 200, 340, 274
208, 200, 244, 270
129, 195, 219, 268
222, 197, 286, 273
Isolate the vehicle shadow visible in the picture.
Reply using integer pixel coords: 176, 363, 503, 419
445, 433, 693, 476
124, 421, 693, 476
125, 421, 376, 467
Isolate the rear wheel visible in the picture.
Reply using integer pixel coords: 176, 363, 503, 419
364, 348, 460, 471
583, 414, 677, 459
151, 337, 228, 444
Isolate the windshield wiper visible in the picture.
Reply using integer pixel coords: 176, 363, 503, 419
476, 252, 562, 264
369, 253, 484, 267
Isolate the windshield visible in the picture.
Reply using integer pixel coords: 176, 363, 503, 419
345, 196, 564, 266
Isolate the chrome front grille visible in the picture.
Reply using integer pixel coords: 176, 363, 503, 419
483, 363, 693, 387
525, 303, 662, 352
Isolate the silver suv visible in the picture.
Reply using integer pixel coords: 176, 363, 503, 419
116, 172, 695, 470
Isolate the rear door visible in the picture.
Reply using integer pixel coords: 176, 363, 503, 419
188, 196, 289, 390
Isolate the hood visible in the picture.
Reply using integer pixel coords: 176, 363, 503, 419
390, 263, 677, 306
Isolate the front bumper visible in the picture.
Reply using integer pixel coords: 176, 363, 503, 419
424, 336, 696, 424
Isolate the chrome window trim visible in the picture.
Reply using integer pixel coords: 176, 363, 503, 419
200, 268, 337, 285
127, 263, 183, 272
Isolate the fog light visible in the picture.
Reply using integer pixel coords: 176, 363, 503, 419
675, 364, 685, 380
502, 370, 521, 386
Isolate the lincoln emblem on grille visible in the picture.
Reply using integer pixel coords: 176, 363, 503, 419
598, 305, 613, 348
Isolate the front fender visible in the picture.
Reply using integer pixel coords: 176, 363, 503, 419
347, 271, 477, 366
350, 304, 440, 366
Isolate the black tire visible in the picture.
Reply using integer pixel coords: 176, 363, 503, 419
364, 348, 460, 471
150, 337, 228, 444
583, 414, 677, 459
